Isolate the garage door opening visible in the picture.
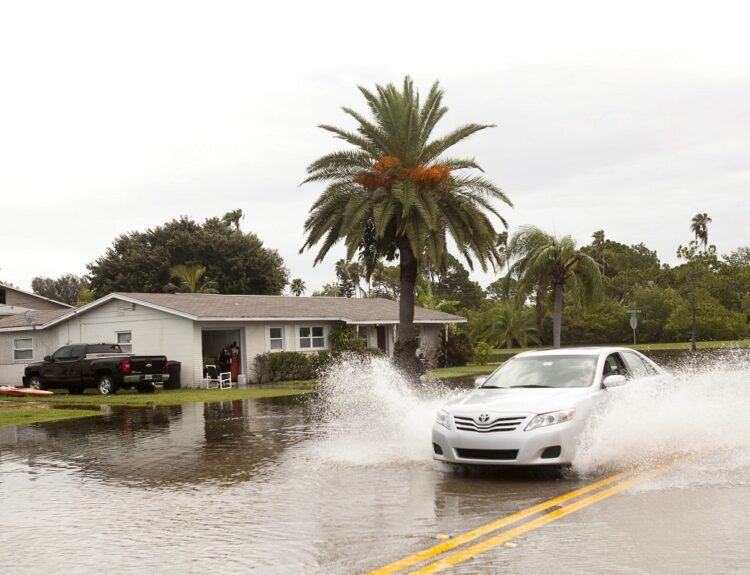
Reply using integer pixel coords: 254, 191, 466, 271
201, 329, 242, 382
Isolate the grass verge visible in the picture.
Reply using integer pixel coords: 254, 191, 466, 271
0, 384, 318, 427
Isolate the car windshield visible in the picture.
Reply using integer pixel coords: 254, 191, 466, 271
481, 355, 598, 389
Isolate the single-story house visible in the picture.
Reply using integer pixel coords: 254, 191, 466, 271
0, 292, 466, 386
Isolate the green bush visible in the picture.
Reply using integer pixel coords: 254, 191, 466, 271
439, 331, 474, 367
254, 352, 314, 383
473, 341, 492, 366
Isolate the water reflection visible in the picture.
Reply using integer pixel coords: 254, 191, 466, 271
0, 396, 312, 487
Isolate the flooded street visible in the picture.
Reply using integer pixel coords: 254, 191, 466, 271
1, 357, 749, 574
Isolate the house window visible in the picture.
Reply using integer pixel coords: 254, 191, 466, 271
0, 288, 6, 304
299, 326, 326, 349
268, 327, 284, 351
13, 338, 33, 361
117, 331, 132, 353
415, 326, 422, 351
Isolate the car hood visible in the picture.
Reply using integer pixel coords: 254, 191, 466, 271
441, 387, 593, 415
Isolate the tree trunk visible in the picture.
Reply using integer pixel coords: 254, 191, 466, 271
690, 292, 697, 352
535, 285, 545, 345
553, 283, 563, 348
393, 238, 423, 376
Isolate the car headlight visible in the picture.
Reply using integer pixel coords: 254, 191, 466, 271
435, 409, 452, 430
525, 409, 575, 431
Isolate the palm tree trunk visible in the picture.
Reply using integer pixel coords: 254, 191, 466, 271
535, 285, 545, 345
553, 283, 563, 348
393, 238, 422, 375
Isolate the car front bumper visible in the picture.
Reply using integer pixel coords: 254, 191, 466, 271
432, 419, 582, 466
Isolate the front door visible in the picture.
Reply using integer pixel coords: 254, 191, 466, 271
376, 326, 387, 354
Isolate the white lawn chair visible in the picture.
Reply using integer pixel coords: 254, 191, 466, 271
204, 365, 220, 389
218, 371, 232, 389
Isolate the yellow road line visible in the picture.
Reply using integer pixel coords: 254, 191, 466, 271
408, 461, 679, 574
367, 469, 633, 575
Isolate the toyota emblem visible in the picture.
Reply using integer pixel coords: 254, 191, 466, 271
478, 413, 490, 423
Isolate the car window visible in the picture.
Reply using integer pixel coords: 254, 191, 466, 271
70, 345, 85, 359
52, 346, 73, 360
481, 355, 598, 388
602, 353, 628, 379
621, 351, 651, 379
87, 344, 124, 354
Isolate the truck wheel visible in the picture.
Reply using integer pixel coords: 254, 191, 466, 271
137, 383, 155, 394
28, 375, 45, 390
97, 375, 118, 395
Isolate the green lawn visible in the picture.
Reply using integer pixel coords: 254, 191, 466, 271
0, 382, 318, 426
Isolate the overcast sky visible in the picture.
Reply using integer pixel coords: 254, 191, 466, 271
1, 1, 748, 294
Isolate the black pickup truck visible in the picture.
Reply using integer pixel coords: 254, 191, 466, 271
22, 343, 169, 395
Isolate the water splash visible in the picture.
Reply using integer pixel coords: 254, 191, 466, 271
310, 351, 750, 482
311, 355, 459, 466
573, 351, 750, 478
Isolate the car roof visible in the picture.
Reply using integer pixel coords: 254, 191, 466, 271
513, 346, 634, 359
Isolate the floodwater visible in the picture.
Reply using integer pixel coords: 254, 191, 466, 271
1, 354, 749, 574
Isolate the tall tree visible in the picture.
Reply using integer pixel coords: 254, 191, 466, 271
31, 274, 89, 306
301, 77, 510, 372
290, 278, 306, 296
690, 213, 712, 251
507, 226, 602, 348
676, 240, 718, 351
88, 211, 288, 296
591, 229, 606, 271
166, 264, 218, 293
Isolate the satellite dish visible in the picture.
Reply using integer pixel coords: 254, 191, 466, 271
24, 310, 34, 326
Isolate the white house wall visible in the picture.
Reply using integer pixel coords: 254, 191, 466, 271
0, 329, 61, 385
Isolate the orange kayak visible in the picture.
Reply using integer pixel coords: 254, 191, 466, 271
0, 386, 54, 397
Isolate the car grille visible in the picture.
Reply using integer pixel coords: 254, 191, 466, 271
453, 415, 526, 433
456, 448, 519, 460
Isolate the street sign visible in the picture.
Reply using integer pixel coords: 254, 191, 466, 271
629, 315, 638, 330
627, 309, 641, 315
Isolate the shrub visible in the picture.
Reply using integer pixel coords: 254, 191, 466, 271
254, 352, 314, 383
439, 331, 474, 367
473, 341, 492, 366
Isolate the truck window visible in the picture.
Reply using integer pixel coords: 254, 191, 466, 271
52, 346, 73, 360
70, 344, 86, 358
87, 344, 123, 354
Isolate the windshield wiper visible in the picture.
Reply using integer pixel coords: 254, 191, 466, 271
510, 385, 553, 388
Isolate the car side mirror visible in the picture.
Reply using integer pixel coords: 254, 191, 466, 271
44, 355, 52, 362
474, 376, 488, 388
603, 374, 627, 388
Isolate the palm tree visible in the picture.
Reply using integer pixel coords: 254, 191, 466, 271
472, 301, 539, 349
168, 264, 218, 294
507, 226, 602, 348
690, 213, 712, 251
290, 278, 306, 296
301, 77, 510, 372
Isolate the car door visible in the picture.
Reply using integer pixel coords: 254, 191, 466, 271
45, 346, 73, 385
67, 345, 85, 383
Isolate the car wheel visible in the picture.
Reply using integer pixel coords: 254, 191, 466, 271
137, 383, 155, 394
28, 375, 45, 390
97, 375, 118, 395
68, 387, 85, 395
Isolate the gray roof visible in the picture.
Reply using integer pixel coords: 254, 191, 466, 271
116, 292, 465, 324
0, 309, 70, 329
